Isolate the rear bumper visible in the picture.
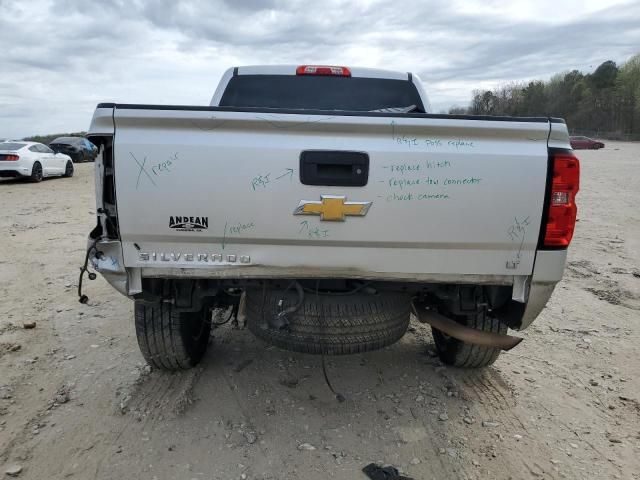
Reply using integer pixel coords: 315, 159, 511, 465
0, 170, 24, 178
91, 238, 566, 317
88, 239, 138, 297
137, 265, 514, 285
53, 149, 81, 160
516, 249, 566, 330
92, 238, 517, 295
0, 163, 31, 177
136, 253, 566, 331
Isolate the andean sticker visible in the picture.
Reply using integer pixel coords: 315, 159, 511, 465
169, 216, 208, 232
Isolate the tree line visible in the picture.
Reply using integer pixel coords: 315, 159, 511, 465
449, 54, 640, 140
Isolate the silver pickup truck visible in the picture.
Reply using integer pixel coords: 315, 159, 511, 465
85, 64, 579, 371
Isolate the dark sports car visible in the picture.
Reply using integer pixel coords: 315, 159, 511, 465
49, 137, 97, 162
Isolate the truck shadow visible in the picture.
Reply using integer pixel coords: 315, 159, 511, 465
120, 320, 531, 479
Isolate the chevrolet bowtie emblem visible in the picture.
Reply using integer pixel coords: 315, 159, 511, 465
293, 195, 372, 221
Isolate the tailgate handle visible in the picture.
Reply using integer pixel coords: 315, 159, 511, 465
300, 151, 369, 187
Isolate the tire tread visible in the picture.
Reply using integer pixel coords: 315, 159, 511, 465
246, 289, 410, 355
432, 310, 507, 368
134, 301, 210, 370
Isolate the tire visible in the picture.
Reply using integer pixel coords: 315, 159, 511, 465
134, 301, 211, 370
30, 162, 43, 182
245, 288, 410, 355
63, 160, 74, 177
432, 311, 507, 368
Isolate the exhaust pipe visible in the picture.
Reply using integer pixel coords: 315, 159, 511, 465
412, 304, 523, 351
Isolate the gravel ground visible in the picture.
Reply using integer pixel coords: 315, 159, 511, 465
0, 143, 639, 480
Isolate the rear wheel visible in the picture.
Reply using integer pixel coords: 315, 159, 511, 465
246, 288, 410, 355
134, 301, 212, 370
30, 162, 43, 182
63, 160, 74, 177
431, 311, 507, 368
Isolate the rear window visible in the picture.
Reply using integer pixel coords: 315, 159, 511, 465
51, 137, 80, 144
219, 75, 424, 112
0, 142, 26, 150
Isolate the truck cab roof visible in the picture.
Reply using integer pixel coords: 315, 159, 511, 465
210, 64, 431, 112
233, 64, 411, 79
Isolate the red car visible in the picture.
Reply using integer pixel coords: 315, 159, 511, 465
570, 136, 605, 149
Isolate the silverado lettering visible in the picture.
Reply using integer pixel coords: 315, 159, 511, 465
139, 252, 250, 263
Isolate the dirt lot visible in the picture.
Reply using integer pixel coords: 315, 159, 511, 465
1, 143, 639, 480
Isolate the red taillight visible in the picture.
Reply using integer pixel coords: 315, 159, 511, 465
296, 65, 351, 76
0, 154, 19, 161
543, 152, 580, 247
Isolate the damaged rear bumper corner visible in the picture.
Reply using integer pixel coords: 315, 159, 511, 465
89, 239, 141, 297
516, 249, 567, 330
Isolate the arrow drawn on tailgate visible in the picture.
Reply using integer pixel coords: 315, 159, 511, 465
275, 168, 294, 181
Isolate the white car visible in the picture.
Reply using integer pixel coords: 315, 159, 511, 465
0, 141, 74, 182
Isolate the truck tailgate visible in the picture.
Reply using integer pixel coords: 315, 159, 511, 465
108, 108, 551, 280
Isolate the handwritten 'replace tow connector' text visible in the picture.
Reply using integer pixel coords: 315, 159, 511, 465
386, 176, 482, 189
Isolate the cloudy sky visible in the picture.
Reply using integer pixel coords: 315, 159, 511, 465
1, 0, 639, 139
